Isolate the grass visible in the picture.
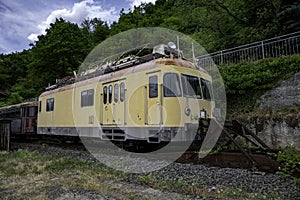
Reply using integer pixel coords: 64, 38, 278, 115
0, 149, 286, 199
0, 149, 134, 199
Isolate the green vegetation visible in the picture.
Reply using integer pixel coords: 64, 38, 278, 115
219, 55, 300, 114
0, 0, 299, 105
276, 147, 300, 181
0, 149, 133, 199
0, 149, 126, 178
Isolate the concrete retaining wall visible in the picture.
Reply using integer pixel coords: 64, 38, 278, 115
260, 71, 300, 109
248, 71, 300, 149
246, 118, 300, 149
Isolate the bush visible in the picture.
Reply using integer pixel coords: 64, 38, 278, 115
219, 55, 300, 113
220, 55, 300, 95
276, 147, 300, 180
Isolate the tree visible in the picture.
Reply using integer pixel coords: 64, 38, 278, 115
81, 18, 110, 45
28, 18, 90, 91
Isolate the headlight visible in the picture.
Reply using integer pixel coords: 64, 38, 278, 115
200, 109, 206, 118
185, 107, 191, 116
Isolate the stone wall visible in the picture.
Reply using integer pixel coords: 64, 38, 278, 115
247, 71, 300, 149
260, 71, 300, 109
246, 118, 300, 149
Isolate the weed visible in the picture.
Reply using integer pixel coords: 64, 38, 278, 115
276, 147, 300, 181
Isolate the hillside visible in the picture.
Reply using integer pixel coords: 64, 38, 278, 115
0, 0, 299, 106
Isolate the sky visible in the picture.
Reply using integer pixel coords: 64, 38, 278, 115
0, 0, 156, 54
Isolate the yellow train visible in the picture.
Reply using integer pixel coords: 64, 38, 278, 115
37, 44, 214, 143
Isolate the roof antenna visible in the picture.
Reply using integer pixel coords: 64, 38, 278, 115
73, 71, 77, 78
177, 36, 180, 58
192, 42, 196, 63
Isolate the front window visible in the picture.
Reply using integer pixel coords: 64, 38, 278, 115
201, 78, 212, 100
181, 74, 202, 99
149, 76, 158, 98
163, 73, 182, 97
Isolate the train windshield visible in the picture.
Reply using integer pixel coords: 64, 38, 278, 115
181, 74, 202, 99
163, 73, 182, 97
201, 78, 212, 100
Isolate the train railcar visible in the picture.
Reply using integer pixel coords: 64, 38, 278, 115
0, 101, 38, 135
37, 44, 214, 143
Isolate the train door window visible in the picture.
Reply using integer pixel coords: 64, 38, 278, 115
27, 106, 36, 117
163, 73, 182, 97
81, 89, 94, 107
149, 76, 158, 98
39, 101, 42, 112
120, 82, 125, 102
114, 84, 119, 103
103, 86, 107, 104
108, 85, 112, 104
200, 78, 212, 100
181, 74, 202, 99
46, 98, 54, 112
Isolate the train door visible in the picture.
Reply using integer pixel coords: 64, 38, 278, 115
102, 84, 113, 125
21, 106, 37, 134
102, 82, 126, 126
147, 73, 161, 125
113, 82, 125, 125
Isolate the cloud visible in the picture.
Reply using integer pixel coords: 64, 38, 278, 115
0, 0, 46, 53
127, 0, 156, 8
28, 0, 118, 42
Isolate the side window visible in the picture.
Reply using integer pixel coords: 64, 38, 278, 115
114, 84, 119, 103
149, 76, 158, 98
103, 86, 107, 104
120, 82, 125, 102
81, 89, 94, 107
46, 98, 54, 112
109, 85, 112, 104
201, 79, 212, 100
164, 73, 182, 97
39, 101, 42, 112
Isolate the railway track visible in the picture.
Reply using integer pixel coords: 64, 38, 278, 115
5, 119, 281, 174
10, 137, 280, 174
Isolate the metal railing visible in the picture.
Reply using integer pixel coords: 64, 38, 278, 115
198, 31, 300, 68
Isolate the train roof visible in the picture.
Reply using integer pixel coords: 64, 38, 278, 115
40, 57, 210, 97
0, 101, 38, 113
42, 43, 210, 96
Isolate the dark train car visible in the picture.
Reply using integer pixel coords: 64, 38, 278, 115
0, 101, 38, 135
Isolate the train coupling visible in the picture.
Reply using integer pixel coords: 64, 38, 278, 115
196, 118, 211, 141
